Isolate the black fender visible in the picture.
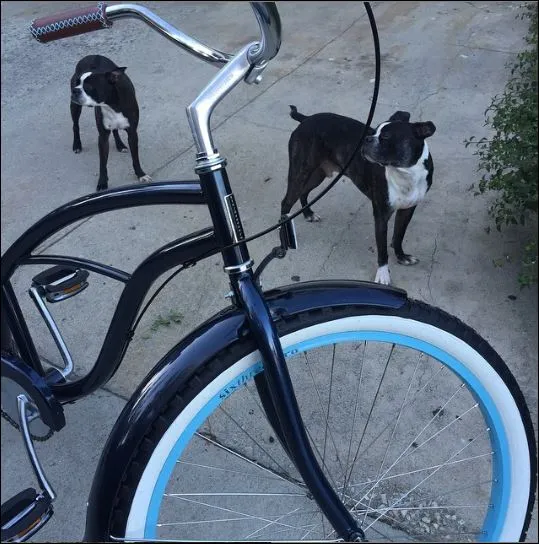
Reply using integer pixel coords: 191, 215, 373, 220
84, 279, 407, 540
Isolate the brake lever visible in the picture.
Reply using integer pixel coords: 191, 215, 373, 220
244, 60, 268, 84
253, 216, 298, 285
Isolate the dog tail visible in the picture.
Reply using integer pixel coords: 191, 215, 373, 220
289, 105, 307, 123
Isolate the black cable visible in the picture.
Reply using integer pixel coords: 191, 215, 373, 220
131, 263, 192, 333
130, 1, 381, 333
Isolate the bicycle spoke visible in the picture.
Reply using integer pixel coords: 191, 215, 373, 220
378, 353, 425, 474
361, 352, 425, 526
361, 431, 488, 532
415, 478, 493, 503
270, 520, 319, 540
341, 492, 408, 536
166, 492, 306, 497
303, 350, 346, 482
356, 505, 489, 513
301, 524, 320, 541
344, 452, 493, 490
342, 341, 367, 501
359, 383, 467, 503
157, 517, 260, 527
322, 346, 333, 463
176, 459, 289, 482
345, 343, 395, 514
244, 507, 301, 539
194, 432, 305, 489
163, 496, 308, 531
401, 405, 479, 454
353, 362, 447, 464
217, 405, 296, 480
323, 511, 408, 542
303, 423, 342, 492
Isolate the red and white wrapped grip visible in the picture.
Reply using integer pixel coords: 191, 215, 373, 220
30, 2, 112, 43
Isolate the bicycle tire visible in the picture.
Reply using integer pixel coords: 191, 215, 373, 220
108, 299, 536, 542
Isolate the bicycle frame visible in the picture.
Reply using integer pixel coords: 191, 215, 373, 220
1, 181, 218, 402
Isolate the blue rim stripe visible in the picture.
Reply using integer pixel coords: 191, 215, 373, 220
144, 331, 509, 541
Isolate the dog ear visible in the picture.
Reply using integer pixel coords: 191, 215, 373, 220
107, 67, 127, 84
388, 111, 411, 123
412, 121, 436, 139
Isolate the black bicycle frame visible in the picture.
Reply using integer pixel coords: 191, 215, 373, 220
1, 166, 364, 540
1, 181, 221, 402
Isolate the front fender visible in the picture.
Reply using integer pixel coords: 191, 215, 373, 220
84, 279, 406, 541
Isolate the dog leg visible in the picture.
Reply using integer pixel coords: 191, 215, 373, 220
113, 130, 128, 153
71, 102, 83, 153
300, 194, 321, 222
281, 169, 325, 220
97, 129, 111, 191
392, 207, 419, 265
126, 127, 152, 183
299, 168, 326, 222
281, 182, 305, 217
373, 211, 392, 285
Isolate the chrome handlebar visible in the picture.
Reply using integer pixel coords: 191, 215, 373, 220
106, 2, 281, 69
247, 3, 282, 67
106, 3, 232, 66
108, 2, 282, 166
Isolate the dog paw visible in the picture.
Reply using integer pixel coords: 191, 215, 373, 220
138, 174, 152, 183
73, 145, 82, 154
306, 213, 322, 223
118, 146, 129, 153
96, 184, 107, 192
374, 265, 391, 285
397, 254, 419, 266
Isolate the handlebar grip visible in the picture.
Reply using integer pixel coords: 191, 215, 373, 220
29, 2, 112, 43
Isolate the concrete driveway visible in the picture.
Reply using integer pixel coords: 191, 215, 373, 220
1, 1, 537, 541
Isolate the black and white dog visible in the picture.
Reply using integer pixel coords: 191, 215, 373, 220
70, 55, 151, 191
281, 106, 436, 285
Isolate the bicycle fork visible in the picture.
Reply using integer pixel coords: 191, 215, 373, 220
198, 160, 365, 540
231, 271, 366, 542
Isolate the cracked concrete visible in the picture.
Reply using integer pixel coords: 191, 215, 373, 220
426, 238, 438, 305
1, 1, 537, 541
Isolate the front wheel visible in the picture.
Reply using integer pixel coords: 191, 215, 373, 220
109, 300, 536, 542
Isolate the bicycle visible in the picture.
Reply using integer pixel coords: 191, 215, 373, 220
1, 1, 536, 542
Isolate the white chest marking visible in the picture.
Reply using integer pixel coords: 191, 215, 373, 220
100, 104, 130, 131
385, 142, 429, 210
